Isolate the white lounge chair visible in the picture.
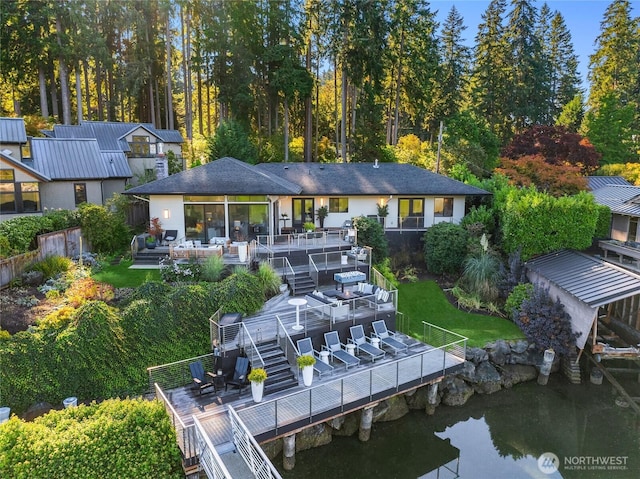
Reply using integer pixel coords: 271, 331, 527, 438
349, 325, 385, 362
372, 320, 408, 355
322, 331, 360, 369
297, 338, 333, 378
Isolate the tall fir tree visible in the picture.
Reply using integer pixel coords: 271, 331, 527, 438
470, 0, 511, 142
505, 0, 546, 131
435, 6, 471, 122
549, 10, 581, 119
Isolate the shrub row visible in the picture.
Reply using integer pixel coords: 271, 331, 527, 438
0, 211, 79, 258
0, 398, 183, 479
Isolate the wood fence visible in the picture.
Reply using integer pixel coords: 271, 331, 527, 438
0, 227, 85, 289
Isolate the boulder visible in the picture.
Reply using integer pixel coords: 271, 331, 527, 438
511, 340, 529, 354
23, 401, 54, 421
488, 339, 510, 365
465, 347, 488, 364
295, 424, 332, 451
405, 386, 429, 410
458, 360, 476, 382
473, 361, 502, 394
441, 377, 474, 406
328, 412, 359, 437
500, 364, 537, 388
374, 395, 409, 422
261, 439, 283, 460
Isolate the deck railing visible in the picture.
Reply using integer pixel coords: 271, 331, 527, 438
268, 256, 295, 286
148, 353, 216, 391
193, 416, 233, 479
276, 317, 301, 379
421, 321, 467, 361
235, 325, 466, 439
228, 406, 283, 479
155, 383, 198, 467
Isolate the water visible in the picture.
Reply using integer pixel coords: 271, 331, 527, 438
277, 376, 640, 479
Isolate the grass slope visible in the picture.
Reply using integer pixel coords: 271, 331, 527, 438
397, 280, 524, 348
92, 260, 160, 288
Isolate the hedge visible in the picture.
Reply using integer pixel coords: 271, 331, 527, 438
0, 398, 183, 479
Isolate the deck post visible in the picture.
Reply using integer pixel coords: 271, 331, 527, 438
359, 405, 375, 442
426, 382, 439, 415
537, 349, 555, 386
283, 433, 296, 470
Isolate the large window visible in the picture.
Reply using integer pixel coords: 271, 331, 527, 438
74, 183, 87, 206
130, 135, 150, 156
0, 170, 41, 213
434, 197, 454, 217
329, 197, 348, 213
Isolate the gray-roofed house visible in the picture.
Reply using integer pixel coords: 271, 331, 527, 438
125, 157, 489, 244
46, 120, 184, 184
592, 184, 640, 242
31, 137, 132, 211
587, 176, 632, 190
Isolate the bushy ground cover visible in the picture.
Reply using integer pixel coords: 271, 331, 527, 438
0, 398, 183, 479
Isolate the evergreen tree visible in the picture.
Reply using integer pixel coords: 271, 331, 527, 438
435, 6, 471, 122
556, 93, 585, 132
549, 11, 580, 117
470, 0, 511, 141
505, 0, 546, 131
588, 0, 640, 109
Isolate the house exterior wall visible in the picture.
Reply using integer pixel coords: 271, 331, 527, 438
149, 195, 185, 240
611, 214, 630, 241
101, 179, 127, 202
0, 143, 21, 159
41, 180, 104, 210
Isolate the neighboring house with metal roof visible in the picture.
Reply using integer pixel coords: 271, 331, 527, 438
587, 176, 631, 190
591, 184, 640, 242
30, 138, 132, 211
44, 120, 184, 184
0, 150, 50, 220
525, 250, 640, 350
0, 117, 29, 160
125, 157, 490, 244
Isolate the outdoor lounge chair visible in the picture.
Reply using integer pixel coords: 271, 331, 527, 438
322, 331, 359, 369
371, 320, 408, 355
226, 356, 250, 395
297, 337, 334, 378
163, 230, 178, 245
349, 325, 385, 362
189, 361, 216, 395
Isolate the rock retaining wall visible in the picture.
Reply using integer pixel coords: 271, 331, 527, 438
263, 339, 558, 461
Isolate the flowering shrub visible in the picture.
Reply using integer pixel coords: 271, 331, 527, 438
159, 257, 202, 283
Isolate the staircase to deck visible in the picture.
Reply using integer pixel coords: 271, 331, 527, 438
288, 271, 315, 296
256, 340, 298, 395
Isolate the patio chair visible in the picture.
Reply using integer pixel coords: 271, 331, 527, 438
189, 361, 216, 395
322, 331, 359, 370
297, 337, 333, 378
225, 356, 250, 395
371, 320, 408, 355
163, 230, 178, 245
349, 325, 385, 362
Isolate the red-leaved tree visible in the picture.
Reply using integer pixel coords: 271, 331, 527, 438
496, 155, 587, 196
501, 125, 601, 174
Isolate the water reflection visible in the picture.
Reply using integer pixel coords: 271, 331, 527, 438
277, 377, 639, 479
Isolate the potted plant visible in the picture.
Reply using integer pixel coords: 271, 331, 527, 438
248, 367, 268, 402
303, 221, 316, 233
315, 205, 329, 229
297, 354, 316, 387
145, 235, 157, 249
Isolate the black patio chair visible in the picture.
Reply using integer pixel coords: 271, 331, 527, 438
225, 356, 250, 395
189, 361, 216, 395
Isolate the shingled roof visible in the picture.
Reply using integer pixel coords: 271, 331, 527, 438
125, 157, 302, 196
125, 158, 490, 197
256, 162, 490, 196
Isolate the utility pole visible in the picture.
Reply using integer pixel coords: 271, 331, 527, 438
436, 121, 444, 174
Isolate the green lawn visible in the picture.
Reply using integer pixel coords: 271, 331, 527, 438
92, 260, 161, 288
397, 280, 525, 348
